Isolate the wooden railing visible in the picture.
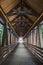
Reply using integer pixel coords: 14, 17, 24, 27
0, 43, 18, 64
24, 43, 43, 63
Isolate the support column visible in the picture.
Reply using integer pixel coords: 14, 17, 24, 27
32, 31, 34, 45
39, 26, 43, 48
31, 31, 32, 44
10, 33, 11, 44
36, 28, 39, 46
27, 37, 28, 45
38, 26, 41, 47
2, 23, 8, 46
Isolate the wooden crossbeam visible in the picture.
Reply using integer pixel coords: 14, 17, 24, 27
6, 12, 17, 17
11, 15, 20, 23
24, 13, 43, 38
0, 7, 19, 37
24, 14, 34, 24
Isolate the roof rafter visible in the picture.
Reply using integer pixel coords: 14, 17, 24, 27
10, 15, 20, 23
24, 14, 34, 24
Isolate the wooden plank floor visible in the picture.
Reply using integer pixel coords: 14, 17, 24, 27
0, 43, 42, 65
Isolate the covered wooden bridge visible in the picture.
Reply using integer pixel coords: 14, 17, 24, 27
0, 0, 43, 65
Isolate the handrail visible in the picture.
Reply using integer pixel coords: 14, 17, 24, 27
24, 43, 43, 63
0, 43, 18, 64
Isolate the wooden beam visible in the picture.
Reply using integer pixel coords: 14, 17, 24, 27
24, 14, 34, 24
24, 13, 43, 38
11, 15, 20, 23
6, 12, 17, 17
0, 7, 19, 37
26, 14, 37, 22
8, 14, 18, 21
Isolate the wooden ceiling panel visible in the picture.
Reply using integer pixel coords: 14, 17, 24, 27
25, 0, 43, 14
8, 15, 18, 22
0, 0, 20, 14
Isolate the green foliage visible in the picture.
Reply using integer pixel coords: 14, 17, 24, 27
0, 24, 4, 46
41, 25, 43, 39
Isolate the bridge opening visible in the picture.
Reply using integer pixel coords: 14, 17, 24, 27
18, 37, 24, 43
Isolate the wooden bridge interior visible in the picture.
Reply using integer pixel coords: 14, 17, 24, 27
0, 0, 43, 65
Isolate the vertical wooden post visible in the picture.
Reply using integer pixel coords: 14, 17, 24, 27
2, 22, 8, 46
2, 28, 5, 46
5, 26, 8, 45
38, 26, 41, 47
27, 37, 28, 45
10, 33, 11, 44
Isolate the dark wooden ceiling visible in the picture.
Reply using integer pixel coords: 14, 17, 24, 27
0, 0, 43, 36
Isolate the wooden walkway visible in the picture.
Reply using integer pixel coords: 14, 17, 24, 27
0, 43, 42, 65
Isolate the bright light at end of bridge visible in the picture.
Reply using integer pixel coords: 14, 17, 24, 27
18, 37, 24, 43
